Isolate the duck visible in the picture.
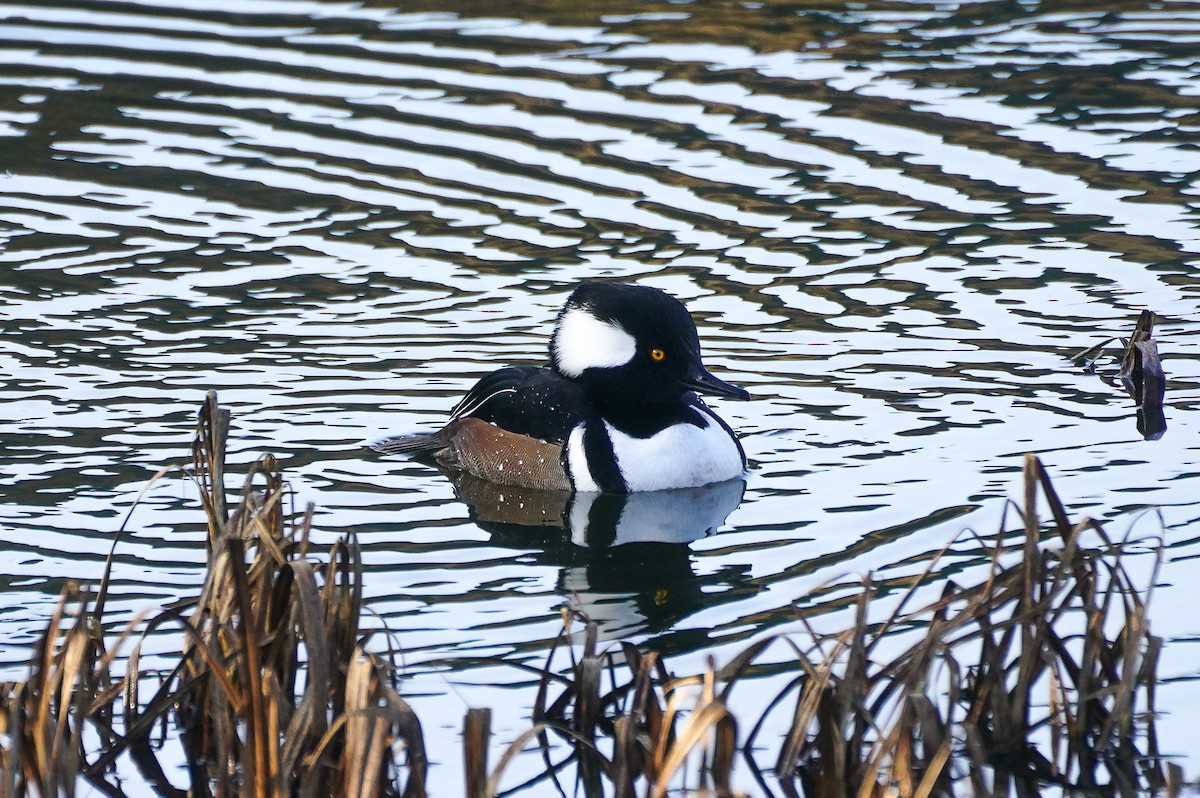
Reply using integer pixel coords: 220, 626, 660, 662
370, 282, 748, 492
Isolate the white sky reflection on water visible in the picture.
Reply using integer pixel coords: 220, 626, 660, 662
0, 0, 1199, 792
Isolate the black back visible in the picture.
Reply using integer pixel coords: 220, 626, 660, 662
454, 366, 590, 444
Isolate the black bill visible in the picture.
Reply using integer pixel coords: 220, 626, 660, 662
682, 366, 750, 400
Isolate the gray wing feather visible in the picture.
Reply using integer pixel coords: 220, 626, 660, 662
367, 431, 447, 455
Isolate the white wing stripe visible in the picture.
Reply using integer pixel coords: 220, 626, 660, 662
449, 388, 516, 422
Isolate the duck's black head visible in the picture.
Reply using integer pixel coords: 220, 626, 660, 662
549, 282, 749, 404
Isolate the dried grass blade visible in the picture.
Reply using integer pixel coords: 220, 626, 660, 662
485, 722, 588, 798
777, 636, 847, 782
226, 537, 270, 798
344, 652, 388, 798
575, 657, 602, 745
1071, 337, 1120, 364
465, 708, 492, 798
379, 683, 428, 798
1026, 456, 1072, 542
649, 701, 731, 798
911, 734, 952, 798
612, 715, 638, 798
193, 390, 231, 540
289, 560, 330, 740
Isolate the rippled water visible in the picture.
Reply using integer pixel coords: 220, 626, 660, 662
1, 0, 1199, 791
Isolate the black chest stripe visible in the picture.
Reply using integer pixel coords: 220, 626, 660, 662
582, 422, 626, 493
600, 399, 707, 439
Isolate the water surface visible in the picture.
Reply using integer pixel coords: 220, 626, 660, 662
1, 0, 1198, 791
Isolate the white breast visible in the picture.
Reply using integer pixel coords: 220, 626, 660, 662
606, 407, 745, 491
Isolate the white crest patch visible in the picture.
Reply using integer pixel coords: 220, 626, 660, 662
552, 308, 636, 378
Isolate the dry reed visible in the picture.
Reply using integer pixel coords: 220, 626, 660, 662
0, 395, 1181, 797
0, 392, 426, 798
460, 457, 1177, 797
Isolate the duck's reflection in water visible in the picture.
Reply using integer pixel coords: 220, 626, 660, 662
449, 472, 754, 640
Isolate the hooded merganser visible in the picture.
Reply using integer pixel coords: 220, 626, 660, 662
370, 282, 749, 493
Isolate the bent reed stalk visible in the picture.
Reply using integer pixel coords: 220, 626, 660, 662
0, 394, 1182, 797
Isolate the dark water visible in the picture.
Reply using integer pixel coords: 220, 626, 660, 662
1, 0, 1198, 791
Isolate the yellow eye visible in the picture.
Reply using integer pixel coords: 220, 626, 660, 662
650, 348, 666, 362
